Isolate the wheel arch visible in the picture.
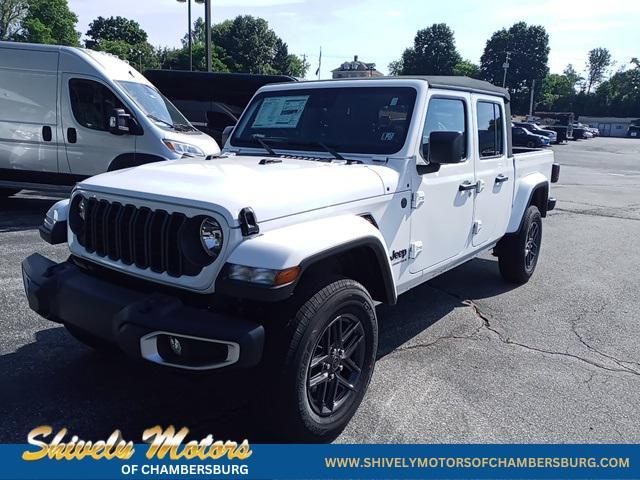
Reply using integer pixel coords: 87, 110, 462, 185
296, 237, 397, 305
506, 174, 549, 234
222, 215, 397, 305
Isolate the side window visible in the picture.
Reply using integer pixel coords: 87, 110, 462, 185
477, 101, 504, 158
69, 79, 125, 131
421, 97, 467, 160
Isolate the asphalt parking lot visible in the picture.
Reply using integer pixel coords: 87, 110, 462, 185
1, 137, 639, 443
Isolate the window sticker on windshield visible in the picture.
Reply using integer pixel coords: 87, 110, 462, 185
390, 97, 399, 106
381, 132, 395, 141
252, 96, 309, 129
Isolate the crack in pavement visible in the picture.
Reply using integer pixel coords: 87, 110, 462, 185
418, 284, 640, 378
554, 207, 640, 222
571, 304, 640, 374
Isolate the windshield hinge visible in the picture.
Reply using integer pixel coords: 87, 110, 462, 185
411, 191, 425, 209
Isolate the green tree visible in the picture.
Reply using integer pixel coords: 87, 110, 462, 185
93, 39, 160, 71
17, 0, 79, 46
272, 38, 309, 77
453, 59, 480, 78
85, 16, 148, 48
632, 57, 639, 69
480, 22, 549, 112
390, 23, 461, 75
538, 73, 575, 111
85, 15, 159, 72
585, 47, 612, 93
212, 15, 279, 74
597, 68, 640, 116
159, 43, 229, 72
162, 15, 308, 76
0, 0, 27, 40
563, 64, 584, 91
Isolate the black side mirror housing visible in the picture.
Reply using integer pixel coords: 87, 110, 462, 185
221, 125, 235, 146
427, 131, 465, 164
109, 108, 132, 135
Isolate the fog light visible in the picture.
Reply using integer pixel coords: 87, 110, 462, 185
169, 336, 183, 356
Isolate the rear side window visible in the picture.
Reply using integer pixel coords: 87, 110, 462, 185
477, 101, 504, 158
69, 79, 125, 131
421, 97, 467, 159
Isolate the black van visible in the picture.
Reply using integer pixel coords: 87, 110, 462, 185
145, 70, 296, 145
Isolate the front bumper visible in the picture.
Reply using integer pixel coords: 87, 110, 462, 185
22, 254, 264, 370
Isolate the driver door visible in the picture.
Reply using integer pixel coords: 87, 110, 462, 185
60, 74, 136, 176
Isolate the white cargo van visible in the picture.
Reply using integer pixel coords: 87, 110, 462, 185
0, 41, 220, 197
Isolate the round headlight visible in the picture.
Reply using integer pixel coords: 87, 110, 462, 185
200, 217, 223, 258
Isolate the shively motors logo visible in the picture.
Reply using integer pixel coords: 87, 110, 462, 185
389, 249, 407, 263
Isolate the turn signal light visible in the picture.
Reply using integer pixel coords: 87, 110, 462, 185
274, 266, 301, 286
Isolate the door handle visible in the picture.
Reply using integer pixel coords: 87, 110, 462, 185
495, 174, 509, 184
67, 127, 77, 144
42, 126, 52, 142
459, 181, 477, 192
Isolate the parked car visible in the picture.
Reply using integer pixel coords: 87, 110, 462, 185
0, 41, 219, 198
24, 76, 559, 441
534, 111, 574, 142
627, 126, 640, 138
145, 70, 297, 146
572, 123, 589, 140
513, 121, 557, 143
512, 126, 550, 147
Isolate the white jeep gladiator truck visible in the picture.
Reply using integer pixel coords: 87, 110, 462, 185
22, 76, 559, 441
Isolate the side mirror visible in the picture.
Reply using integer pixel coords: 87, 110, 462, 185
109, 108, 131, 135
427, 131, 465, 164
221, 125, 235, 146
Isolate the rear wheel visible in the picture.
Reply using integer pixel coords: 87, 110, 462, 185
526, 140, 535, 148
260, 277, 378, 442
497, 205, 542, 284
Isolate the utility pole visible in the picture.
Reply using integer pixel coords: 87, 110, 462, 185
528, 79, 536, 117
502, 51, 511, 88
188, 0, 192, 70
205, 0, 212, 71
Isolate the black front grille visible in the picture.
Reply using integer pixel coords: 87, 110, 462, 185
75, 198, 202, 277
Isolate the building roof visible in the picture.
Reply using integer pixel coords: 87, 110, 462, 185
332, 55, 380, 73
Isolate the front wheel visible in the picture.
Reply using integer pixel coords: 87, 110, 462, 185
497, 205, 542, 284
263, 278, 378, 442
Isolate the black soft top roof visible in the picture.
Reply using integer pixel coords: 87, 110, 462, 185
294, 75, 510, 102
144, 70, 297, 104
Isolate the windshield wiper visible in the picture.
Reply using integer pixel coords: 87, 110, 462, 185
252, 135, 278, 156
147, 114, 176, 130
173, 122, 197, 132
314, 141, 344, 160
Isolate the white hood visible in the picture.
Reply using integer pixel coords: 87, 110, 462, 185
78, 156, 386, 227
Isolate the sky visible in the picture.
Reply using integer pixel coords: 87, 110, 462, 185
68, 0, 639, 79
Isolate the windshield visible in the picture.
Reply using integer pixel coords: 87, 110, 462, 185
116, 81, 194, 131
230, 87, 417, 155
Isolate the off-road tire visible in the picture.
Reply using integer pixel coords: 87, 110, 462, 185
260, 277, 378, 442
497, 205, 542, 284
